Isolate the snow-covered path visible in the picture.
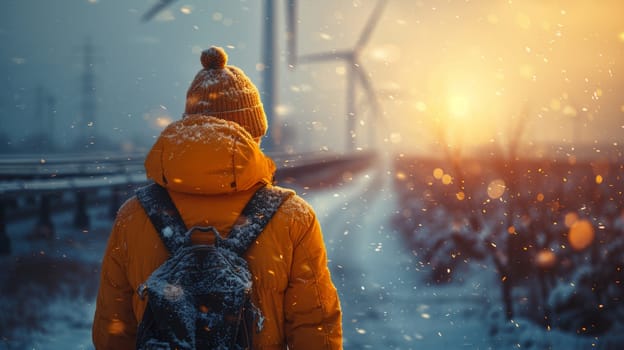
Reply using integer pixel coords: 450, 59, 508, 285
304, 157, 495, 349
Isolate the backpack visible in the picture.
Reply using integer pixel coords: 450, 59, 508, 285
135, 183, 291, 350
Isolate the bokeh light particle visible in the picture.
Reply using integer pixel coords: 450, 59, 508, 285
536, 193, 545, 202
568, 219, 595, 251
564, 212, 579, 228
487, 179, 506, 199
180, 6, 192, 15
155, 116, 172, 129
433, 168, 444, 179
441, 174, 453, 185
536, 250, 557, 269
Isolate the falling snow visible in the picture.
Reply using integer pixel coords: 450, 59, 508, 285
2, 0, 624, 349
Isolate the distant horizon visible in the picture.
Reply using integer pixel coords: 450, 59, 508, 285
1, 138, 621, 163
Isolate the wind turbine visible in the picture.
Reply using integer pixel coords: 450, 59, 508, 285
142, 0, 384, 152
296, 0, 386, 151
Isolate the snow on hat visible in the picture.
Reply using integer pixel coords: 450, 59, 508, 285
184, 46, 267, 138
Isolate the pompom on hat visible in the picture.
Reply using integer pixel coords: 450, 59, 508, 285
184, 46, 267, 138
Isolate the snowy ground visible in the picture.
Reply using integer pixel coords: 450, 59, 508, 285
303, 158, 496, 350
1, 158, 621, 349
1, 206, 109, 349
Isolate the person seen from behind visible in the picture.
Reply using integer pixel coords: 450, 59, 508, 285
92, 46, 343, 349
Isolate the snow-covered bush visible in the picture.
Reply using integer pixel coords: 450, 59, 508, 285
393, 145, 624, 338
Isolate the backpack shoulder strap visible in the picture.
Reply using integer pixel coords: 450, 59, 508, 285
222, 185, 293, 255
136, 183, 188, 254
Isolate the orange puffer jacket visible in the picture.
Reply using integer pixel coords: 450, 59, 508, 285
92, 115, 342, 349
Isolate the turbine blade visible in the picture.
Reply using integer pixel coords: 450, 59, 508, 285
355, 0, 388, 50
142, 0, 178, 22
286, 0, 298, 67
298, 50, 352, 63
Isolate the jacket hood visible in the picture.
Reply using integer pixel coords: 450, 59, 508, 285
145, 115, 275, 195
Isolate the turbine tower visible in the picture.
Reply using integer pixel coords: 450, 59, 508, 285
286, 0, 298, 68
296, 0, 386, 151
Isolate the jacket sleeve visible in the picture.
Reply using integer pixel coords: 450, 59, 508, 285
284, 208, 342, 349
92, 201, 138, 350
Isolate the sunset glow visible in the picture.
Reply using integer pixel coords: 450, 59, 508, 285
447, 95, 470, 119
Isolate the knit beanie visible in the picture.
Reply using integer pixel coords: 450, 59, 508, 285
184, 46, 267, 138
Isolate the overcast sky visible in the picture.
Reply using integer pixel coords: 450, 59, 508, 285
1, 0, 623, 155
